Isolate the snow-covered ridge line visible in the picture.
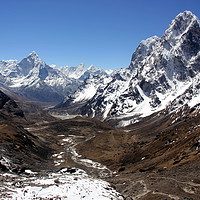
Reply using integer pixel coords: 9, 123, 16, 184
0, 51, 111, 104
57, 10, 200, 127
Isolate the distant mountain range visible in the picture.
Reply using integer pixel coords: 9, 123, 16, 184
0, 11, 199, 127
0, 52, 107, 105
56, 11, 200, 126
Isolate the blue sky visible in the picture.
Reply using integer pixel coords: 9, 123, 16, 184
0, 0, 200, 70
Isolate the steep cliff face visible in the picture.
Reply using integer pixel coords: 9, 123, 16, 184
58, 11, 200, 126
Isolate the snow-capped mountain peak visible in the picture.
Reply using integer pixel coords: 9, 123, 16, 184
29, 51, 39, 57
25, 51, 44, 65
140, 35, 159, 47
57, 11, 200, 127
57, 63, 107, 80
129, 35, 160, 70
88, 65, 98, 71
17, 51, 46, 76
0, 52, 108, 104
163, 10, 200, 45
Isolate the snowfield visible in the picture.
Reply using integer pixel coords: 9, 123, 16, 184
0, 169, 124, 200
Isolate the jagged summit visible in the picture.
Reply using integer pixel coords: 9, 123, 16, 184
163, 11, 199, 44
129, 35, 159, 70
29, 51, 39, 57
130, 11, 199, 71
176, 10, 198, 22
21, 51, 44, 65
140, 35, 159, 46
168, 10, 199, 30
88, 65, 98, 71
58, 10, 200, 126
17, 51, 46, 76
25, 51, 44, 64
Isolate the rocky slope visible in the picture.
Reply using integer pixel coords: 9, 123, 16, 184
76, 103, 200, 199
58, 11, 200, 127
0, 90, 54, 173
0, 90, 124, 199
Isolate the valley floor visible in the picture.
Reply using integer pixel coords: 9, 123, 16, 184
0, 116, 124, 200
0, 105, 200, 199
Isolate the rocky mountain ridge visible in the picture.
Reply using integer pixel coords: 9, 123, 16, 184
55, 63, 107, 80
58, 11, 200, 127
0, 89, 54, 174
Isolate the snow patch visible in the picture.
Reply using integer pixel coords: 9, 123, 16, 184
1, 170, 123, 200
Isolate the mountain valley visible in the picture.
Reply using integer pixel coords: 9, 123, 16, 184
0, 88, 199, 199
0, 10, 199, 200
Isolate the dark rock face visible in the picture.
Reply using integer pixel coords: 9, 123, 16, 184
39, 67, 49, 80
0, 90, 24, 118
181, 22, 200, 59
0, 90, 10, 109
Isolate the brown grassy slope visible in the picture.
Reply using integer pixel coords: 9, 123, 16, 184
0, 90, 54, 172
76, 105, 200, 173
0, 119, 54, 172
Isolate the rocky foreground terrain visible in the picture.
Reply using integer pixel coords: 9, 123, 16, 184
0, 88, 199, 199
0, 90, 124, 199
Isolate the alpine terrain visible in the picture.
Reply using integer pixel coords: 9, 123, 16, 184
0, 10, 200, 200
0, 52, 107, 106
58, 11, 200, 127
